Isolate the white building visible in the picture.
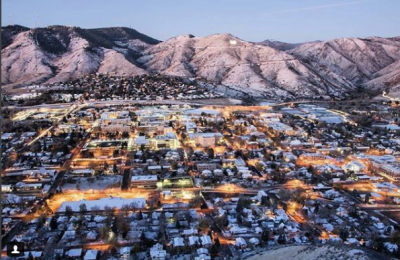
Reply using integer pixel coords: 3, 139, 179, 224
150, 132, 179, 150
188, 133, 223, 147
131, 175, 158, 188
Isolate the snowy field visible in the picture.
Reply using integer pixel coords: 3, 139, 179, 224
62, 175, 122, 192
57, 197, 146, 212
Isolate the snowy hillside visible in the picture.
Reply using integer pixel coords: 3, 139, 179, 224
1, 25, 159, 89
139, 33, 355, 98
2, 25, 399, 99
289, 37, 400, 86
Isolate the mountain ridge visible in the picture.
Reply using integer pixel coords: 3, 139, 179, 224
2, 25, 399, 99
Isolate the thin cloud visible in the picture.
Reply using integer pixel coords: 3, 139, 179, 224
264, 1, 367, 16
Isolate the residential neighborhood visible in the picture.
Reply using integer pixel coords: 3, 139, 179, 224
2, 84, 400, 259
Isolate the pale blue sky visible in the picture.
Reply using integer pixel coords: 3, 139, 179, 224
2, 0, 399, 42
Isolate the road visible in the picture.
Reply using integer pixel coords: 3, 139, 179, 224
357, 204, 400, 211
10, 95, 374, 115
382, 92, 400, 102
8, 181, 304, 223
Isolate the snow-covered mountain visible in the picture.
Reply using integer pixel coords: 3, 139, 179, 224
138, 33, 354, 98
257, 40, 308, 51
289, 37, 400, 90
364, 59, 400, 96
1, 25, 159, 88
2, 25, 399, 99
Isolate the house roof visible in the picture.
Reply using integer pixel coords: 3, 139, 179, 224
84, 250, 98, 260
67, 248, 82, 257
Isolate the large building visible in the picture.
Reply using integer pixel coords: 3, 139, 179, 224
369, 155, 400, 180
102, 123, 131, 133
188, 133, 223, 147
196, 163, 217, 172
150, 132, 179, 150
297, 153, 327, 166
130, 175, 158, 189
265, 122, 296, 136
100, 110, 131, 133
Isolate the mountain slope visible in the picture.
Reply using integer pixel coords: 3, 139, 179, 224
139, 33, 355, 98
97, 49, 148, 76
1, 25, 30, 49
1, 26, 159, 88
1, 30, 54, 87
257, 40, 309, 51
2, 25, 399, 99
289, 37, 400, 85
364, 59, 400, 96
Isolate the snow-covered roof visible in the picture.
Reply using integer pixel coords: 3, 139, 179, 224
173, 237, 185, 247
235, 237, 247, 247
200, 235, 212, 246
84, 250, 98, 260
66, 248, 82, 257
131, 175, 158, 182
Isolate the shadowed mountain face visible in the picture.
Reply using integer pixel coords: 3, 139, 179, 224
1, 25, 30, 49
2, 25, 399, 98
257, 40, 307, 51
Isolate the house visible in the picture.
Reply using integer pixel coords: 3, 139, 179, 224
342, 161, 366, 173
150, 243, 167, 260
374, 222, 385, 233
346, 238, 359, 245
119, 247, 132, 259
230, 225, 248, 234
66, 248, 82, 259
148, 166, 162, 173
61, 230, 76, 241
235, 237, 247, 248
189, 236, 200, 246
200, 235, 212, 247
195, 254, 211, 260
183, 228, 198, 236
86, 230, 98, 241
265, 121, 296, 136
83, 250, 98, 260
173, 237, 185, 248
197, 248, 210, 258
249, 237, 260, 245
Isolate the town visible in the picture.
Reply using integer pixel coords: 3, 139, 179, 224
1, 74, 224, 107
1, 80, 400, 259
